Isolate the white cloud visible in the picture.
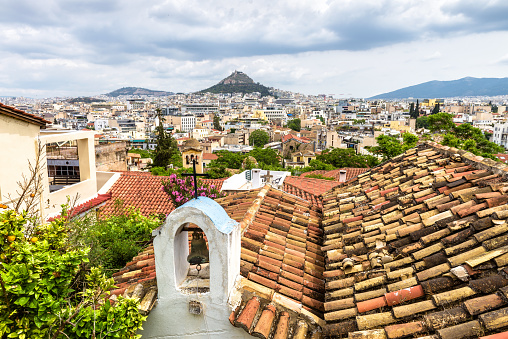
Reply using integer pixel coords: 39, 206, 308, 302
1, 0, 508, 97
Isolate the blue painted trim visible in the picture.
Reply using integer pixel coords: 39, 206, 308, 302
177, 197, 239, 234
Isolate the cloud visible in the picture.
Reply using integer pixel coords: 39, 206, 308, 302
2, 1, 508, 97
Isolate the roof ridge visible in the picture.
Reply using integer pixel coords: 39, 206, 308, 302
239, 184, 270, 236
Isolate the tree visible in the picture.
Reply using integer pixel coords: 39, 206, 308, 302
441, 123, 504, 159
316, 148, 378, 168
248, 147, 280, 167
213, 114, 223, 131
249, 130, 269, 147
427, 113, 455, 133
71, 207, 161, 276
416, 116, 429, 129
415, 99, 420, 117
0, 209, 146, 338
209, 151, 246, 169
153, 109, 180, 168
432, 103, 440, 115
370, 133, 419, 161
409, 103, 418, 119
286, 119, 301, 132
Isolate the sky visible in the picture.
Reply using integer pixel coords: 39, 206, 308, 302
2, 0, 508, 99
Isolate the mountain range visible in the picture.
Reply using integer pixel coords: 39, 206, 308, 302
198, 71, 272, 96
370, 77, 508, 99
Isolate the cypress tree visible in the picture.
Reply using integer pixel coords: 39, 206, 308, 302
153, 108, 179, 168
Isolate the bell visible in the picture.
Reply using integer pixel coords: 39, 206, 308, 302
187, 231, 209, 265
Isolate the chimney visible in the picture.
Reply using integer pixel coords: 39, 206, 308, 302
339, 170, 347, 183
251, 169, 261, 188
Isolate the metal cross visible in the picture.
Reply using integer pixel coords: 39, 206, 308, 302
261, 170, 273, 184
181, 159, 209, 199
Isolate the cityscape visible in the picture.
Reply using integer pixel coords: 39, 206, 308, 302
2, 1, 508, 339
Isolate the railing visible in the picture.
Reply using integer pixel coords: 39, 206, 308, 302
50, 175, 81, 186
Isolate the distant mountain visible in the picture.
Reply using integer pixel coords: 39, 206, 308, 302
199, 71, 272, 96
68, 97, 105, 104
105, 87, 173, 97
370, 77, 508, 99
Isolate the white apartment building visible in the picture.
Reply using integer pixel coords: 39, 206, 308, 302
261, 107, 288, 123
181, 115, 196, 132
492, 123, 508, 149
94, 119, 110, 131
182, 103, 219, 115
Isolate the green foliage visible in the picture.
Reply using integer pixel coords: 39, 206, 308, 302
200, 83, 271, 97
205, 165, 231, 179
209, 151, 245, 169
249, 130, 270, 147
0, 209, 146, 339
213, 114, 223, 131
128, 148, 153, 159
153, 109, 180, 168
441, 123, 504, 159
317, 148, 379, 168
432, 103, 440, 115
353, 119, 366, 125
150, 166, 191, 176
286, 118, 301, 132
427, 113, 455, 133
249, 147, 281, 167
416, 116, 429, 129
409, 103, 418, 119
74, 208, 160, 276
304, 173, 335, 180
371, 133, 419, 161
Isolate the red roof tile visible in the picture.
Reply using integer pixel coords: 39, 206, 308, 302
100, 172, 225, 217
0, 102, 51, 126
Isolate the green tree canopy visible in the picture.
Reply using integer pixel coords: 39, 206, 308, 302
427, 113, 455, 133
317, 148, 379, 168
286, 118, 301, 132
441, 123, 504, 159
249, 129, 270, 147
370, 133, 419, 161
249, 147, 281, 167
416, 116, 429, 129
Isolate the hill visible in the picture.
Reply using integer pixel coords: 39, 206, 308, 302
67, 97, 105, 104
199, 71, 272, 96
105, 87, 173, 97
370, 77, 508, 99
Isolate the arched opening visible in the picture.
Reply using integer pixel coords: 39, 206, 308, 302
174, 223, 210, 294
186, 155, 190, 165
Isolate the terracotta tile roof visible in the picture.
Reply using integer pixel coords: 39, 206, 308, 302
300, 168, 369, 182
283, 176, 340, 208
202, 153, 218, 160
319, 142, 508, 338
0, 102, 51, 127
106, 140, 508, 338
100, 172, 225, 217
47, 193, 111, 221
111, 186, 326, 336
281, 134, 311, 144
